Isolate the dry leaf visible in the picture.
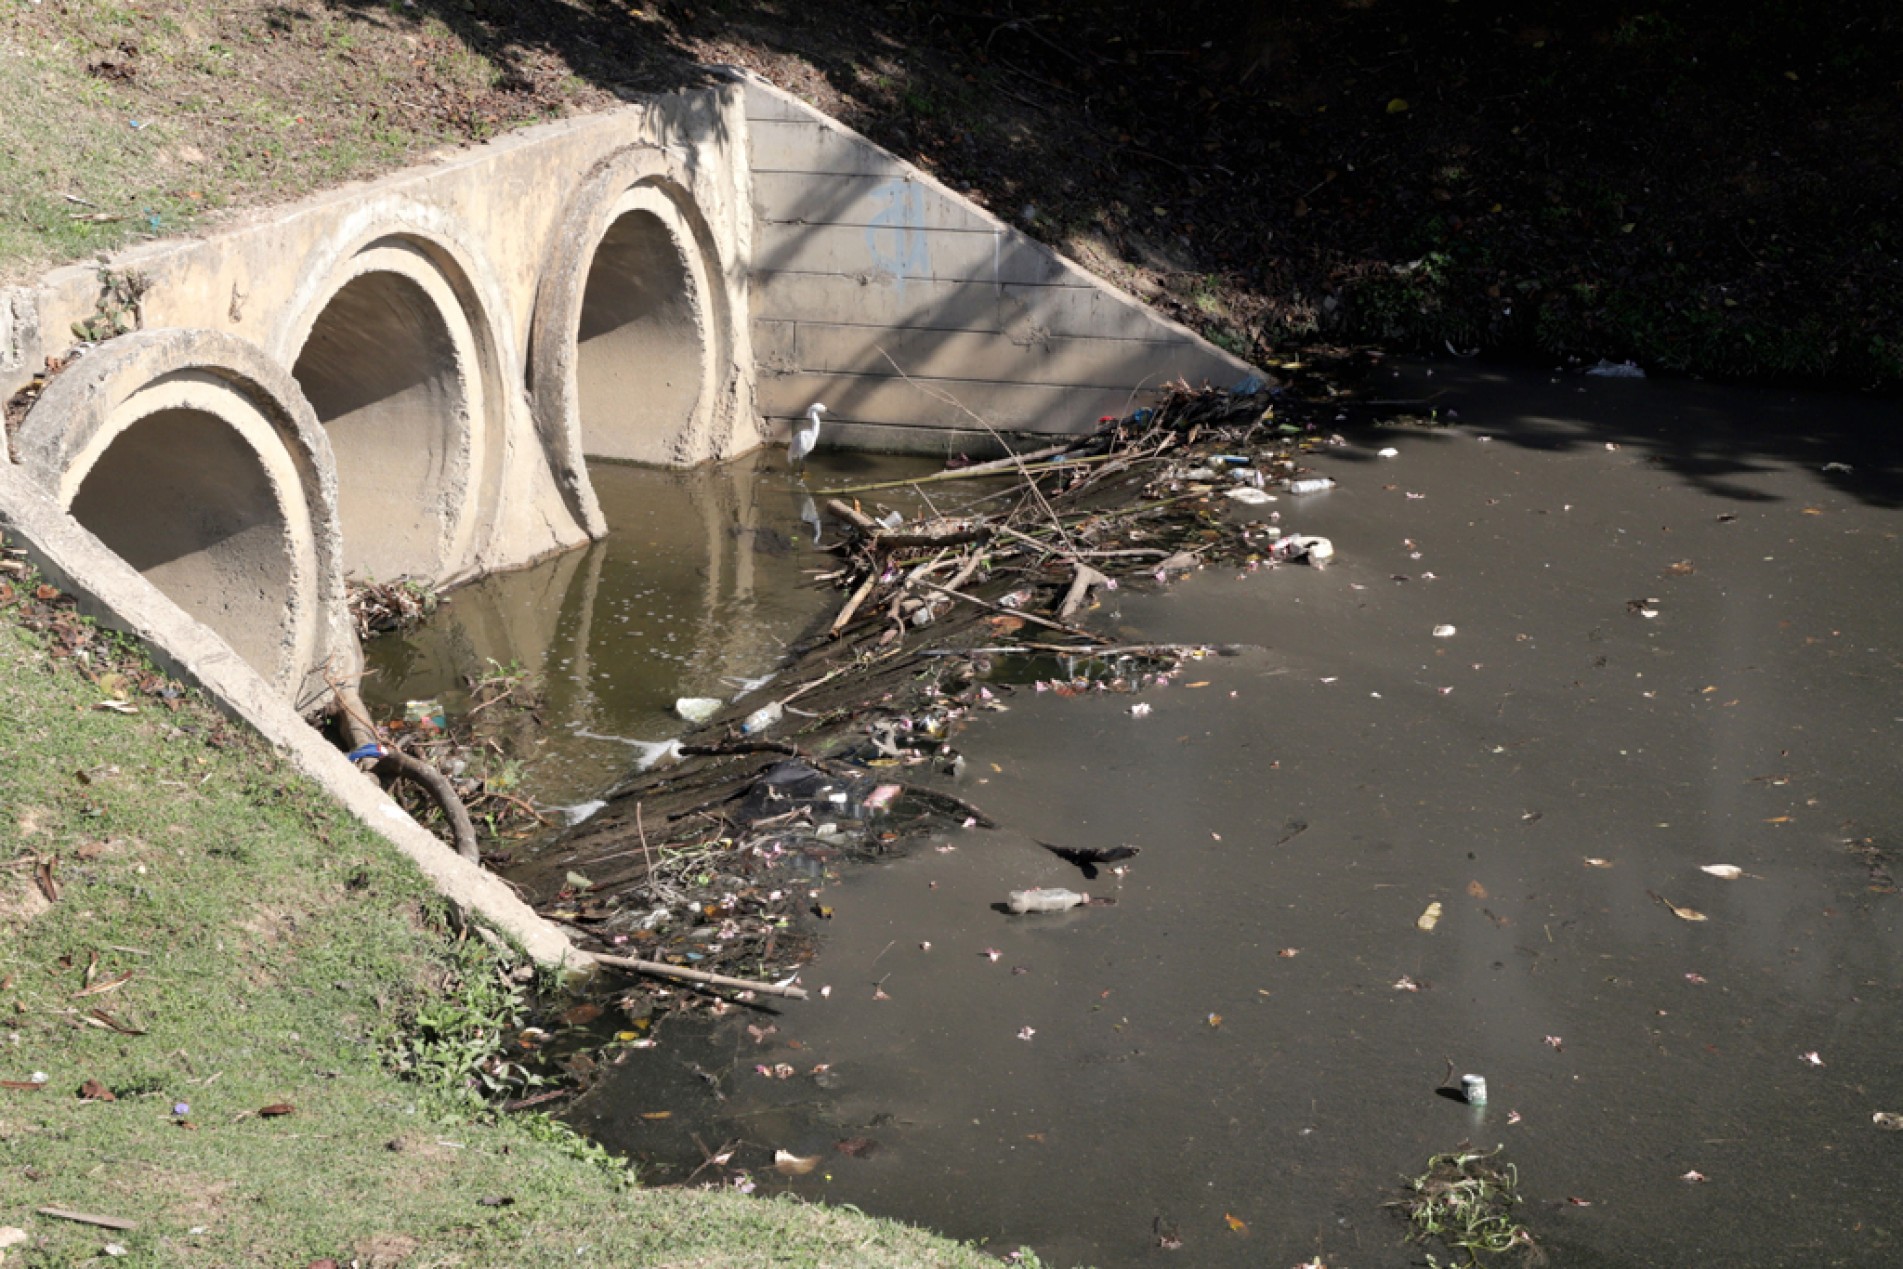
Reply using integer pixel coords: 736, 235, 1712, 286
1466, 880, 1488, 900
74, 972, 134, 998
1416, 901, 1443, 932
836, 1137, 880, 1157
773, 1149, 820, 1176
1223, 1212, 1249, 1234
78, 1079, 116, 1102
257, 1103, 295, 1117
1649, 891, 1707, 921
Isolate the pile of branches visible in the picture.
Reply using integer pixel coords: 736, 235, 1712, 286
346, 575, 441, 639
513, 383, 1345, 1014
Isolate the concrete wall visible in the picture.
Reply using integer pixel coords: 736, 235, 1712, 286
3, 86, 760, 703
742, 75, 1261, 453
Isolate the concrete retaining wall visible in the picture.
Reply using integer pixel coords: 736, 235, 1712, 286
742, 75, 1260, 453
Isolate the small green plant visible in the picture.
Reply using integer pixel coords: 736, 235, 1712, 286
71, 263, 152, 342
391, 934, 540, 1107
1389, 1145, 1541, 1266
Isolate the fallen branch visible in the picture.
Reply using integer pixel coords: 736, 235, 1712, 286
374, 749, 481, 862
811, 447, 1113, 496
915, 579, 1100, 640
1056, 563, 1112, 621
591, 953, 809, 999
824, 498, 883, 535
830, 573, 878, 637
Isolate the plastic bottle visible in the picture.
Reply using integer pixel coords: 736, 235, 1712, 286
1007, 888, 1089, 914
1286, 477, 1336, 494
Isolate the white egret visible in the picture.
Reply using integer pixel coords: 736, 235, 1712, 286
790, 402, 827, 472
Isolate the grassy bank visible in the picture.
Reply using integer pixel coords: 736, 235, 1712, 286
0, 565, 999, 1265
5, 0, 1898, 388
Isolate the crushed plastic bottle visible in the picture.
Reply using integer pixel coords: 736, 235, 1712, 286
741, 700, 784, 734
1007, 887, 1089, 914
1285, 477, 1336, 494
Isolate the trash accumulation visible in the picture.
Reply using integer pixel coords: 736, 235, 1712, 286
505, 383, 1350, 1033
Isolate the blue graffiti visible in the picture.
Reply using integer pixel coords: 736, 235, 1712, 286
864, 179, 930, 295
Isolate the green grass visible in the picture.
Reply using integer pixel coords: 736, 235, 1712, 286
0, 571, 1006, 1266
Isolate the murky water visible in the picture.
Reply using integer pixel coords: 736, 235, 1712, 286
378, 371, 1902, 1266
563, 368, 1899, 1267
363, 449, 990, 812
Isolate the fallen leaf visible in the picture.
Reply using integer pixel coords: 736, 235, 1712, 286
640, 1111, 672, 1120
94, 700, 139, 715
78, 1079, 115, 1102
1223, 1212, 1249, 1234
1649, 891, 1707, 921
560, 1002, 603, 1026
1416, 901, 1443, 932
1466, 880, 1488, 900
257, 1103, 295, 1117
74, 971, 134, 998
1206, 1013, 1223, 1028
836, 1137, 880, 1157
1567, 1196, 1593, 1207
773, 1149, 820, 1176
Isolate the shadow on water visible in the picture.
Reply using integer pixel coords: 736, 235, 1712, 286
550, 364, 1900, 1268
1347, 359, 1901, 510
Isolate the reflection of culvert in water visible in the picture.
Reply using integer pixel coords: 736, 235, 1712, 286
69, 406, 296, 679
576, 209, 707, 464
292, 265, 471, 584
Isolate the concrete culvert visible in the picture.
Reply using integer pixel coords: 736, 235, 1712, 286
292, 268, 466, 584
576, 209, 707, 464
9, 329, 354, 703
68, 406, 296, 677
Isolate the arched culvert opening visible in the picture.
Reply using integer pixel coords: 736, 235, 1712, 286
291, 267, 470, 585
575, 209, 707, 464
68, 407, 295, 678
532, 148, 743, 536
10, 329, 352, 703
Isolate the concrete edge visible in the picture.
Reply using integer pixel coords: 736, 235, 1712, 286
0, 461, 587, 975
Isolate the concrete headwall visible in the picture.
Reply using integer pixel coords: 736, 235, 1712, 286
742, 75, 1260, 453
3, 86, 759, 703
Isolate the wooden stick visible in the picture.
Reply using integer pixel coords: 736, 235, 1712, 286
810, 449, 1119, 497
1056, 563, 1112, 620
591, 953, 808, 999
37, 1206, 137, 1231
824, 498, 881, 533
374, 749, 481, 862
829, 573, 878, 637
914, 579, 1099, 640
